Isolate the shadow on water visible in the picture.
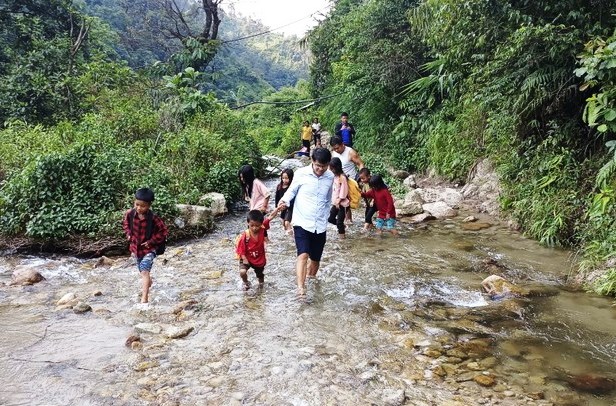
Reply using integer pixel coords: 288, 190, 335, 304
0, 174, 615, 405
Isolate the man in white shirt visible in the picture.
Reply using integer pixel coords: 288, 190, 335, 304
278, 148, 334, 295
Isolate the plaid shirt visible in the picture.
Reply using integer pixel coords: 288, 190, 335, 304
122, 209, 168, 258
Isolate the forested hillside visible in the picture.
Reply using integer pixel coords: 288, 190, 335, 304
304, 0, 616, 294
83, 0, 309, 104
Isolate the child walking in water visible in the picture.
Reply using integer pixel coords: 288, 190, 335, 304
274, 168, 294, 234
239, 164, 270, 213
328, 157, 350, 239
358, 168, 377, 232
122, 188, 168, 304
360, 174, 398, 235
235, 209, 278, 290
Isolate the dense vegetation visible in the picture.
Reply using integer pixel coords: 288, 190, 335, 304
301, 0, 616, 294
1, 0, 616, 295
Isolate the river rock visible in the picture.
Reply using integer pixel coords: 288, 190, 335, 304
566, 373, 616, 394
92, 290, 103, 296
396, 189, 425, 217
457, 338, 493, 358
404, 212, 436, 224
94, 256, 114, 268
125, 335, 141, 347
462, 216, 478, 223
134, 360, 159, 371
423, 201, 458, 219
479, 356, 498, 369
460, 222, 492, 231
473, 374, 496, 387
135, 323, 162, 335
381, 389, 405, 406
57, 292, 77, 305
462, 159, 501, 216
164, 326, 194, 339
403, 175, 417, 188
199, 192, 227, 216
481, 275, 524, 299
173, 300, 198, 314
175, 204, 215, 230
439, 188, 464, 208
11, 268, 45, 285
416, 188, 440, 203
73, 302, 92, 314
446, 349, 468, 359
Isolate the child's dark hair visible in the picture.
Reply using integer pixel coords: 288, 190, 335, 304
247, 209, 264, 223
329, 157, 344, 176
358, 167, 371, 177
238, 165, 255, 198
369, 174, 387, 190
277, 168, 294, 190
135, 187, 155, 202
303, 120, 310, 125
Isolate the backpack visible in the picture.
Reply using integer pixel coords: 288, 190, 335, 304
234, 230, 250, 260
128, 209, 166, 255
347, 178, 361, 209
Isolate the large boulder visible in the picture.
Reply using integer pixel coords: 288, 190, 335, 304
422, 201, 458, 219
462, 159, 501, 216
395, 189, 424, 217
439, 188, 464, 208
199, 192, 227, 217
175, 204, 215, 231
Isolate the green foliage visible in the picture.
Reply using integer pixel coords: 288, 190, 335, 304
0, 144, 127, 238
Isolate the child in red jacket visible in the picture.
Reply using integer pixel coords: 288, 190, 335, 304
235, 209, 279, 290
360, 175, 398, 235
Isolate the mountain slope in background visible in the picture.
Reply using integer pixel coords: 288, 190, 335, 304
84, 0, 309, 103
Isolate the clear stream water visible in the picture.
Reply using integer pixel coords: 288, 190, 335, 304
0, 175, 615, 406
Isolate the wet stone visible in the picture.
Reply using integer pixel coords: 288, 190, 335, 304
473, 374, 496, 387
164, 326, 194, 339
460, 222, 492, 231
135, 323, 162, 335
73, 302, 92, 314
422, 348, 443, 358
57, 292, 76, 305
446, 349, 468, 359
479, 356, 498, 369
134, 360, 160, 371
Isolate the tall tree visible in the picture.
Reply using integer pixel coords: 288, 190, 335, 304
160, 0, 223, 70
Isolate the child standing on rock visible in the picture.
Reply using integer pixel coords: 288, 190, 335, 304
122, 188, 168, 304
235, 209, 279, 290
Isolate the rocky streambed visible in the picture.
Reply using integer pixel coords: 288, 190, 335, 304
1, 177, 616, 406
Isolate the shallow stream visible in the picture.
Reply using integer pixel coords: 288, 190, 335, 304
1, 174, 615, 406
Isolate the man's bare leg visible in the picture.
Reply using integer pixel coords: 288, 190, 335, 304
307, 259, 320, 278
296, 253, 309, 294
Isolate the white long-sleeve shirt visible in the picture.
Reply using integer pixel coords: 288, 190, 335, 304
281, 165, 334, 234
